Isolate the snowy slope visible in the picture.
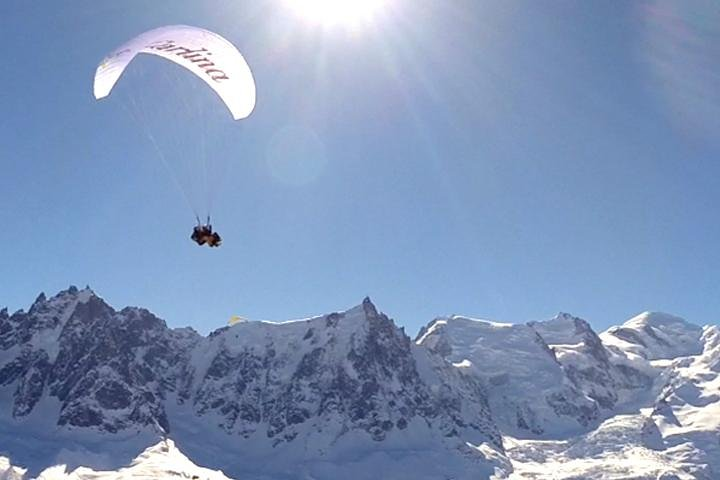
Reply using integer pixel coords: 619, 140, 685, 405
530, 313, 619, 409
0, 456, 25, 479
170, 298, 506, 479
648, 325, 720, 477
502, 314, 719, 479
30, 439, 231, 480
530, 313, 653, 410
505, 414, 698, 480
417, 316, 598, 437
601, 312, 704, 361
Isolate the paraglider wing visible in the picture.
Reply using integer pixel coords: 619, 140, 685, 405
229, 316, 247, 325
94, 25, 256, 120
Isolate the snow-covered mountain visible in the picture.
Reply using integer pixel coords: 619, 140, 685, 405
0, 287, 718, 479
648, 324, 720, 477
601, 311, 704, 362
416, 315, 598, 437
0, 288, 506, 480
0, 287, 193, 433
529, 313, 654, 409
505, 313, 718, 480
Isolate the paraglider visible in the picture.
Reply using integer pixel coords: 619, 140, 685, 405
228, 315, 247, 326
93, 25, 256, 247
191, 218, 222, 247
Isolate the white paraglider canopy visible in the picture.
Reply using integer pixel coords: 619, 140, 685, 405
94, 25, 256, 120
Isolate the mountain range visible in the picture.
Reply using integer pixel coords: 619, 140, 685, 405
0, 286, 717, 479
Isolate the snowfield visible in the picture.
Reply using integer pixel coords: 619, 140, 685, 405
33, 440, 232, 480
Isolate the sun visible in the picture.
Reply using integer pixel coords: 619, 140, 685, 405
285, 0, 387, 28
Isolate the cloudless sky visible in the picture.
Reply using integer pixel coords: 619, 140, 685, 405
1, 0, 719, 335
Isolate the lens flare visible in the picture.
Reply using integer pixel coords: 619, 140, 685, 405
641, 0, 720, 142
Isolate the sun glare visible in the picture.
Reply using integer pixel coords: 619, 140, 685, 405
285, 0, 387, 28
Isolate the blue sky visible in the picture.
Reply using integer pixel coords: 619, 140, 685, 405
1, 0, 718, 335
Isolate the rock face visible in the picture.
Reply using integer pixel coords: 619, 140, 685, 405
0, 289, 505, 479
0, 287, 196, 433
182, 298, 501, 451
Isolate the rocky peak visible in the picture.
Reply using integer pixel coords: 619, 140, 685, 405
0, 288, 184, 434
530, 313, 607, 361
25, 286, 99, 322
179, 301, 504, 457
415, 317, 452, 357
529, 312, 595, 342
528, 314, 624, 410
362, 295, 376, 313
554, 311, 585, 324
29, 292, 47, 313
117, 307, 168, 334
